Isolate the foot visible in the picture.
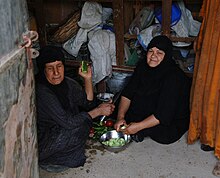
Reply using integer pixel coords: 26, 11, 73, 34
131, 134, 144, 143
40, 164, 69, 173
200, 144, 214, 152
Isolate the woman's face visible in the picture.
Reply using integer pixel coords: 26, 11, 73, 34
44, 60, 64, 85
146, 47, 165, 67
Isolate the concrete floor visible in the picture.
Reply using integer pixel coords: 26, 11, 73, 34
39, 133, 218, 178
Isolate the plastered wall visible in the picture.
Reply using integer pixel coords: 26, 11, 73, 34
0, 0, 39, 176
0, 46, 39, 178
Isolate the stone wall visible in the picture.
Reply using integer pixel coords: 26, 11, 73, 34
0, 49, 39, 178
0, 0, 39, 177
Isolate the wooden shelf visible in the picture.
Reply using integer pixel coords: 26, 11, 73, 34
29, 0, 201, 66
124, 33, 196, 43
112, 65, 135, 72
65, 60, 135, 72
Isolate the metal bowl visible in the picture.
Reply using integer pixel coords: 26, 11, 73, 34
100, 130, 131, 153
97, 93, 114, 102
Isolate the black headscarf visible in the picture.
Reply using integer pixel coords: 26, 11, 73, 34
144, 35, 175, 77
36, 46, 70, 111
36, 46, 65, 74
147, 35, 173, 61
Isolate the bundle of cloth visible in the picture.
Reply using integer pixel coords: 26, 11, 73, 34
63, 1, 116, 84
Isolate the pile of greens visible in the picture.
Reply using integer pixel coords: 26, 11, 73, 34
89, 120, 114, 141
102, 138, 126, 147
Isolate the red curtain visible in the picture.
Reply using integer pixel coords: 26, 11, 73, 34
187, 0, 220, 159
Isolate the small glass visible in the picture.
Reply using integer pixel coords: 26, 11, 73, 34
81, 60, 88, 73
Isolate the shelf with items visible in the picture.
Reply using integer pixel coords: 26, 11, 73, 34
122, 0, 202, 76
27, 0, 202, 92
27, 0, 202, 66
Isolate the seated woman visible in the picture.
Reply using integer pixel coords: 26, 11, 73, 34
114, 35, 191, 144
35, 46, 115, 171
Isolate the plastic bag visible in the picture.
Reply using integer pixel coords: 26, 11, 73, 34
171, 1, 201, 47
137, 24, 161, 50
155, 3, 181, 27
129, 7, 155, 35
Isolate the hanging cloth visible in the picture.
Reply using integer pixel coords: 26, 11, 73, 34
187, 0, 220, 159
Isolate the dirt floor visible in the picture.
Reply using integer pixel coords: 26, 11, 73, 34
39, 132, 218, 178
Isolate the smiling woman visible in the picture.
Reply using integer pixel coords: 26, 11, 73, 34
114, 35, 191, 144
147, 47, 165, 67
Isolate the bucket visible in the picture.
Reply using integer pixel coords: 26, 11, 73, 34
106, 72, 132, 94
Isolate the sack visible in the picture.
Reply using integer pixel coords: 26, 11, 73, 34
154, 3, 181, 27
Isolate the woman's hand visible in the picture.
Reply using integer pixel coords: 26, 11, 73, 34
88, 103, 115, 119
78, 65, 92, 80
97, 103, 115, 116
114, 119, 127, 132
121, 122, 141, 135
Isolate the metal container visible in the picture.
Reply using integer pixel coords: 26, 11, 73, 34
106, 72, 132, 94
100, 130, 131, 153
96, 93, 114, 102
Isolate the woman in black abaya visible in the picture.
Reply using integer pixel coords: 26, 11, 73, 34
114, 35, 191, 144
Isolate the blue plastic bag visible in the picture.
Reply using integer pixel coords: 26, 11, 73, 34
154, 3, 181, 27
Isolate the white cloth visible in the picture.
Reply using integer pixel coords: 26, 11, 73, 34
63, 28, 88, 57
88, 29, 116, 84
63, 2, 102, 57
63, 2, 115, 84
78, 1, 102, 29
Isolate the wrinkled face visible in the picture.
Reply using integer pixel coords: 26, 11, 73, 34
146, 47, 165, 67
44, 60, 64, 85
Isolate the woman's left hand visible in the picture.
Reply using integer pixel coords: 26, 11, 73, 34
121, 122, 141, 135
78, 65, 92, 80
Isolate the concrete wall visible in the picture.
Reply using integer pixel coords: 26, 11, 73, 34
0, 0, 39, 178
0, 50, 39, 178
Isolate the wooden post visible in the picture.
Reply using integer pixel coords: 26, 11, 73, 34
162, 0, 172, 37
34, 0, 47, 46
112, 0, 124, 66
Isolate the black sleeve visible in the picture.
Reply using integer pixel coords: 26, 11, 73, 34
66, 77, 97, 111
154, 71, 188, 126
122, 60, 144, 100
37, 85, 92, 130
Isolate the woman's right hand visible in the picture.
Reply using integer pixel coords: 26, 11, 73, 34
97, 103, 115, 116
78, 65, 92, 80
88, 103, 115, 119
114, 119, 127, 132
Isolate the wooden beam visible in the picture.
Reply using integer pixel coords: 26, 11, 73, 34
112, 0, 124, 66
34, 0, 47, 46
162, 0, 172, 36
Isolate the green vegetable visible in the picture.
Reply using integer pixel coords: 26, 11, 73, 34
102, 138, 126, 147
91, 121, 114, 141
81, 60, 88, 73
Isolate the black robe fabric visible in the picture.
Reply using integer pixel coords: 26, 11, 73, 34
36, 76, 95, 167
122, 58, 191, 144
